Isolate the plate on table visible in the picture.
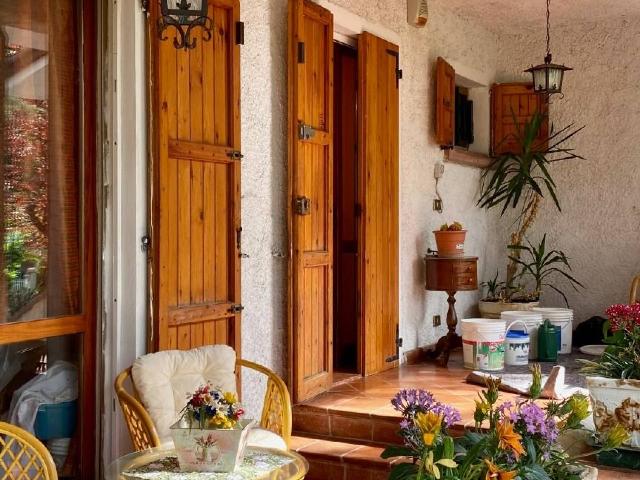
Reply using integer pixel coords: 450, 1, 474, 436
579, 345, 606, 356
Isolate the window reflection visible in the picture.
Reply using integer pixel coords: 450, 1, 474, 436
1, 0, 81, 322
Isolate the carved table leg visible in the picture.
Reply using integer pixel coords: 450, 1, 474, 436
428, 290, 462, 367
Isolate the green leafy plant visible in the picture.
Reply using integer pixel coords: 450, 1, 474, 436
477, 111, 585, 300
580, 304, 640, 380
480, 270, 505, 302
507, 234, 583, 306
439, 221, 464, 232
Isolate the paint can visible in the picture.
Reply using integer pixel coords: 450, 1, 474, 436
501, 311, 543, 359
504, 321, 530, 367
461, 318, 506, 371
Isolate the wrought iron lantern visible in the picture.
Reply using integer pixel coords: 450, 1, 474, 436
524, 0, 572, 96
158, 0, 213, 50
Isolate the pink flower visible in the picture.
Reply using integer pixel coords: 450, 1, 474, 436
606, 303, 640, 332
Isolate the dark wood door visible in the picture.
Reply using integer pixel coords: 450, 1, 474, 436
288, 0, 334, 402
150, 0, 242, 353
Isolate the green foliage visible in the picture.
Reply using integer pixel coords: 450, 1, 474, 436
478, 112, 584, 217
508, 234, 583, 306
480, 270, 505, 302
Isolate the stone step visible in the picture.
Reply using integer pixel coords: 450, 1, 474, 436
290, 435, 398, 480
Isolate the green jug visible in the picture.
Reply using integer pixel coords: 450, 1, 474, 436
538, 319, 558, 362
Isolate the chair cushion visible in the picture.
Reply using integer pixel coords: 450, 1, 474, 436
131, 345, 237, 441
247, 428, 287, 451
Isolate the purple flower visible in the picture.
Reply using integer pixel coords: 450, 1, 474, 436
391, 389, 461, 429
497, 401, 513, 416
510, 402, 558, 444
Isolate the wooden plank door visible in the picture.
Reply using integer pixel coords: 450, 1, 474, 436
491, 83, 548, 155
288, 0, 334, 402
150, 0, 242, 353
358, 32, 400, 376
435, 57, 455, 148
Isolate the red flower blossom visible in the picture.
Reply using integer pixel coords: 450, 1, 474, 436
606, 303, 640, 332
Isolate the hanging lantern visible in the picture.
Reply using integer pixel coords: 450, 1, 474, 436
524, 0, 572, 96
158, 0, 213, 50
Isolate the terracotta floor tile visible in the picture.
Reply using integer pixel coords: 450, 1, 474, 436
298, 439, 361, 461
293, 411, 331, 436
372, 419, 402, 445
335, 396, 389, 412
306, 459, 345, 480
289, 435, 319, 451
342, 445, 391, 467
305, 392, 355, 409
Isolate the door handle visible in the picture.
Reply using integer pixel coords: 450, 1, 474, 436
294, 196, 311, 215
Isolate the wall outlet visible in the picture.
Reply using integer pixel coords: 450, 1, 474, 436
433, 315, 441, 327
433, 198, 442, 212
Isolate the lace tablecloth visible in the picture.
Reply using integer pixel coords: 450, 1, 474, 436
110, 447, 308, 480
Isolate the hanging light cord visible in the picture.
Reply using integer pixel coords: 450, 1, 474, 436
545, 0, 552, 60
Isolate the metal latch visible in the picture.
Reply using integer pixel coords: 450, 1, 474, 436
298, 123, 316, 141
228, 304, 245, 314
226, 150, 244, 161
141, 235, 151, 252
294, 196, 311, 215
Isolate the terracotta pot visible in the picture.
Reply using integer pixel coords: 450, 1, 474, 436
586, 376, 640, 450
433, 230, 466, 257
478, 300, 539, 319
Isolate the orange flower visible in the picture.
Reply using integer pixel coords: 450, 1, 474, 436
484, 459, 517, 480
496, 421, 525, 459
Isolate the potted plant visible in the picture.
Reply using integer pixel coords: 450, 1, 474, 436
382, 367, 630, 479
170, 383, 255, 472
477, 112, 585, 317
580, 303, 640, 450
433, 221, 466, 257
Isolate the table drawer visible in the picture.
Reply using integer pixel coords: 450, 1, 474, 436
453, 261, 477, 274
454, 273, 477, 289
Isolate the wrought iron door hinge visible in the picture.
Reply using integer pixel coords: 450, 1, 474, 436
236, 227, 249, 258
226, 150, 244, 161
228, 304, 245, 314
235, 22, 244, 45
386, 49, 401, 88
294, 196, 311, 215
297, 42, 305, 63
396, 68, 403, 81
298, 123, 316, 140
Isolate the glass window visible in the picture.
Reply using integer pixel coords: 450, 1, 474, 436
1, 0, 82, 322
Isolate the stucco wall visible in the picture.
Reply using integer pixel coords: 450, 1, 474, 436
239, 0, 500, 414
493, 18, 640, 323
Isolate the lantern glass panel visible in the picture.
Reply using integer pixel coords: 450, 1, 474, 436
547, 67, 562, 92
532, 68, 548, 92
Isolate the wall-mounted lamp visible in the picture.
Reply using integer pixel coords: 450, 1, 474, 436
158, 0, 213, 50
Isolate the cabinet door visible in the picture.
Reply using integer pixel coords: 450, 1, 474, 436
491, 83, 548, 155
288, 0, 334, 402
358, 32, 400, 375
150, 0, 242, 353
435, 57, 455, 147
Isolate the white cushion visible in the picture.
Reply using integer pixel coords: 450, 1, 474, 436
131, 345, 237, 442
247, 428, 287, 451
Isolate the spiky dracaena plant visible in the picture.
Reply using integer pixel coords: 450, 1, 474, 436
478, 111, 585, 297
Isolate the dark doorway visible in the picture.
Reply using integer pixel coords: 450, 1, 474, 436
333, 41, 359, 376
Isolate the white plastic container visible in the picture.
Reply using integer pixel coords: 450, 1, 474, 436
532, 308, 573, 354
461, 318, 506, 371
504, 320, 530, 366
501, 311, 543, 359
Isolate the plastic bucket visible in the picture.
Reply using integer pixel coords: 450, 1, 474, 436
461, 318, 506, 371
501, 311, 543, 360
531, 308, 573, 354
505, 320, 530, 366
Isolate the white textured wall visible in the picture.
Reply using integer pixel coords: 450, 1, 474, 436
493, 18, 640, 322
239, 0, 500, 413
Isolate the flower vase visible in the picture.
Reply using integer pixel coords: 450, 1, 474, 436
170, 418, 256, 472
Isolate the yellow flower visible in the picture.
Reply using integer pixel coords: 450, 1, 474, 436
496, 421, 525, 459
223, 391, 238, 404
414, 411, 443, 446
423, 450, 458, 480
603, 423, 631, 449
484, 459, 517, 480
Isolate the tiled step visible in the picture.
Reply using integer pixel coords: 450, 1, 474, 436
290, 435, 400, 480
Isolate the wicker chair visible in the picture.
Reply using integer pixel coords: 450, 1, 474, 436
0, 421, 58, 480
115, 357, 292, 452
630, 274, 640, 304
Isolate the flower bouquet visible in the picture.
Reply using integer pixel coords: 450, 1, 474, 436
382, 366, 630, 479
170, 383, 255, 472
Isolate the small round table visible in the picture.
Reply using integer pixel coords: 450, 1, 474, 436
106, 445, 309, 480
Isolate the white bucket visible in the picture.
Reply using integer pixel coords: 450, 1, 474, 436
531, 308, 573, 354
501, 311, 543, 360
504, 320, 530, 366
461, 318, 506, 371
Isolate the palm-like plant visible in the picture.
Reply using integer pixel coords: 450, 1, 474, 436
478, 111, 585, 297
508, 234, 584, 307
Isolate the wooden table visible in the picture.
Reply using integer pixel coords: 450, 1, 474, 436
106, 445, 309, 479
425, 255, 478, 367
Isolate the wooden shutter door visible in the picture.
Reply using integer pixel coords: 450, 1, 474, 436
150, 0, 241, 353
435, 57, 455, 147
491, 83, 548, 155
288, 0, 334, 402
358, 32, 399, 375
